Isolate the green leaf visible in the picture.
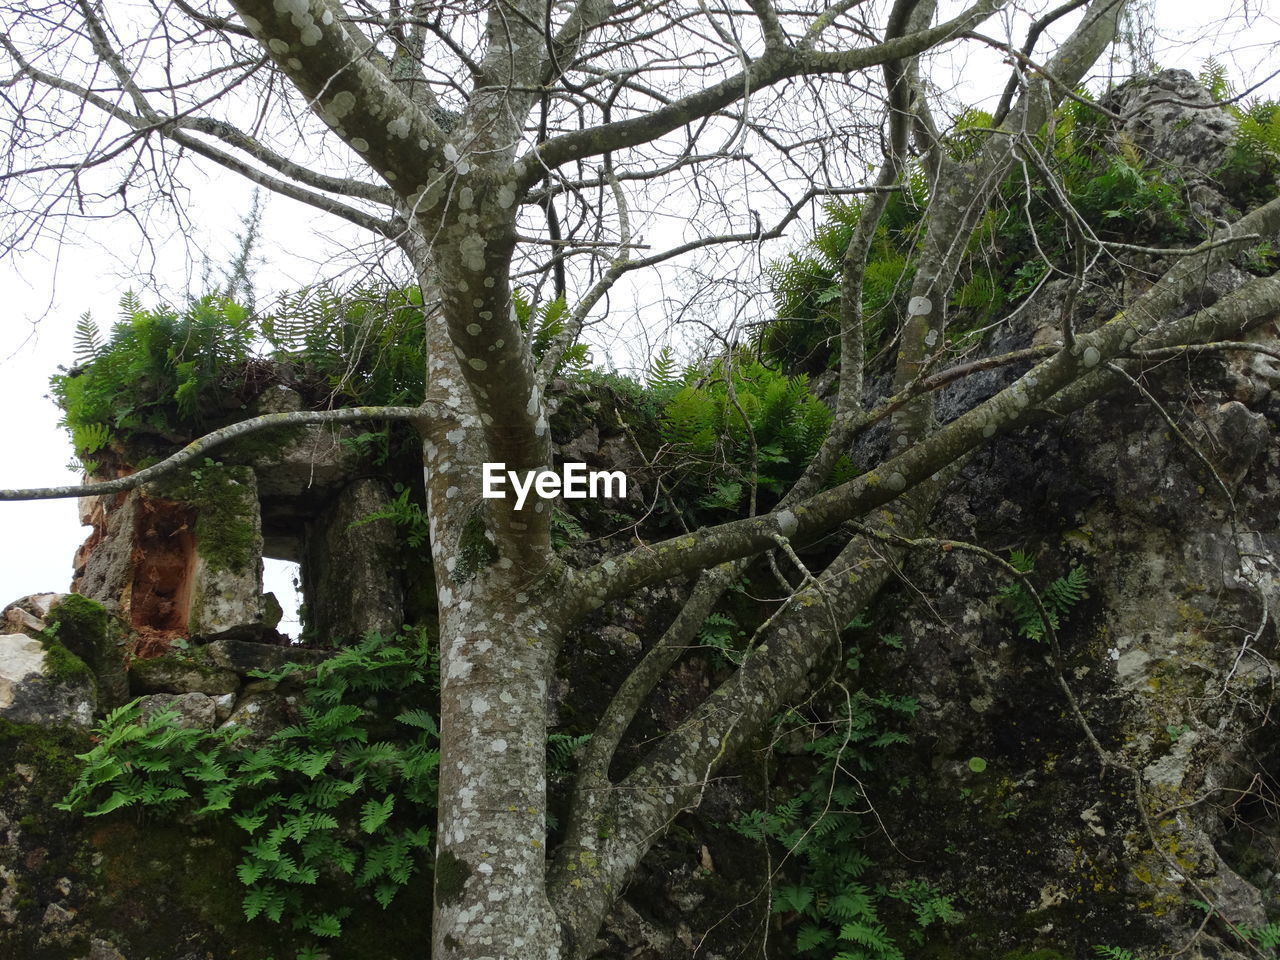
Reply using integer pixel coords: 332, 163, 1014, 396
307, 912, 344, 938
232, 811, 269, 834
796, 923, 834, 952
88, 790, 138, 817
395, 709, 438, 734
360, 795, 396, 833
774, 884, 814, 914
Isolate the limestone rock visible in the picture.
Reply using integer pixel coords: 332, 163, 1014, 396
0, 634, 94, 727
184, 465, 274, 642
236, 413, 365, 500
83, 938, 128, 960
45, 595, 129, 711
41, 901, 74, 928
220, 680, 299, 745
73, 488, 146, 618
1, 593, 68, 641
137, 692, 217, 730
301, 478, 404, 642
1101, 69, 1238, 179
1200, 399, 1271, 481
205, 638, 329, 676
212, 692, 235, 723
1, 604, 45, 638
128, 654, 240, 697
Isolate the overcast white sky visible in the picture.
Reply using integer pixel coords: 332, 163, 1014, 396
1, 0, 1277, 611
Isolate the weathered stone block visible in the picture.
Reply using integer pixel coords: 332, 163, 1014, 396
302, 478, 404, 642
219, 680, 299, 745
205, 638, 329, 676
45, 594, 129, 711
0, 634, 94, 727
137, 692, 217, 730
128, 654, 240, 697
180, 465, 273, 642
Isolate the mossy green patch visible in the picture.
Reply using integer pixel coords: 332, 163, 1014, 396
456, 507, 498, 581
159, 461, 259, 574
43, 595, 124, 706
38, 638, 95, 687
224, 423, 307, 465
44, 594, 110, 650
435, 849, 471, 904
0, 718, 90, 793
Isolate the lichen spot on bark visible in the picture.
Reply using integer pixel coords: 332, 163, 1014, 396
776, 510, 798, 537
908, 295, 932, 316
459, 235, 487, 272
886, 472, 907, 492
1082, 345, 1101, 367
387, 114, 411, 139
436, 850, 472, 904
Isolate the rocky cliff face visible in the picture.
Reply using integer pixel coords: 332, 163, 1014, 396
0, 70, 1278, 960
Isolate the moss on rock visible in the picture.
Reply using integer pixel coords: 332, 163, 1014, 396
158, 462, 260, 575
44, 595, 127, 709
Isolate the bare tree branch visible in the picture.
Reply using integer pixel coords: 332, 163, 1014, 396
0, 406, 425, 501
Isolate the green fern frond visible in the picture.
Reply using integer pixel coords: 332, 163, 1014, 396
73, 313, 103, 365
1199, 56, 1232, 102
1092, 947, 1138, 960
647, 346, 680, 390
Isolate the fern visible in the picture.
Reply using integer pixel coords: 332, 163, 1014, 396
1242, 922, 1280, 952
513, 289, 586, 374
1092, 947, 1138, 960
1199, 57, 1232, 102
660, 355, 833, 516
735, 683, 948, 959
698, 611, 747, 665
996, 554, 1089, 642
550, 508, 587, 550
73, 312, 103, 365
349, 483, 431, 548
547, 732, 591, 778
647, 346, 681, 391
359, 795, 396, 833
55, 284, 430, 473
61, 628, 441, 946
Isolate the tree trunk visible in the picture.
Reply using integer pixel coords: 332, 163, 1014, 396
434, 585, 565, 960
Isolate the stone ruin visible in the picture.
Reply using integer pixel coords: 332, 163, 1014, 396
1, 383, 411, 735
78, 384, 406, 648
